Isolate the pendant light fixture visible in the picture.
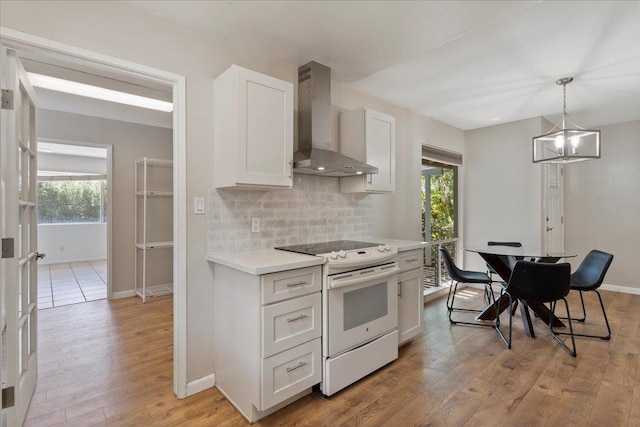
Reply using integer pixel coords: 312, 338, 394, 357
532, 77, 600, 163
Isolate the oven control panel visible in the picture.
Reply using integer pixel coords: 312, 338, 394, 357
324, 245, 397, 268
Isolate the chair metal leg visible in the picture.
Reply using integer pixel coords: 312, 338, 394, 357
446, 280, 457, 310
494, 291, 512, 349
576, 291, 587, 322
447, 281, 496, 328
556, 289, 611, 340
550, 299, 577, 357
511, 299, 519, 315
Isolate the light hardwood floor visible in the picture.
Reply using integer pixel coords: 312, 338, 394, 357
26, 287, 640, 426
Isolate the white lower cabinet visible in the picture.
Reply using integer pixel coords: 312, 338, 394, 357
261, 338, 321, 410
397, 249, 424, 345
262, 292, 321, 357
213, 264, 322, 423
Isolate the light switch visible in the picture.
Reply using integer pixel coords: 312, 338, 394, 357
193, 197, 205, 215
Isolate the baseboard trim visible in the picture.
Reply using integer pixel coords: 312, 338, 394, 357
423, 286, 449, 303
600, 283, 640, 295
111, 290, 136, 299
186, 374, 216, 397
39, 256, 106, 266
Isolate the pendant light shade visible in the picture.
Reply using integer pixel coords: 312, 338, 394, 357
532, 77, 600, 163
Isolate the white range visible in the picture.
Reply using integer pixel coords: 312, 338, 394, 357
275, 240, 400, 396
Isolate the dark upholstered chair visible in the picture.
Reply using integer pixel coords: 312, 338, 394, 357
485, 241, 523, 305
439, 246, 493, 327
557, 250, 614, 340
495, 261, 576, 356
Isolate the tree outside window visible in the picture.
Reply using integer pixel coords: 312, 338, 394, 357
38, 179, 107, 224
421, 169, 455, 242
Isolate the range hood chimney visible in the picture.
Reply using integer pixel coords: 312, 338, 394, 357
294, 61, 378, 177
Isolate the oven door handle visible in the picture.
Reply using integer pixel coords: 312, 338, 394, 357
328, 266, 400, 290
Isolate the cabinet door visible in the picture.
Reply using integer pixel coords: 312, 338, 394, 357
365, 109, 395, 192
235, 67, 293, 187
398, 268, 423, 345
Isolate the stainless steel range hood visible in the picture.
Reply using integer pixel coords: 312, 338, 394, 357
294, 61, 378, 177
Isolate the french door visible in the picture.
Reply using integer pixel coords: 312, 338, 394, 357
1, 47, 39, 427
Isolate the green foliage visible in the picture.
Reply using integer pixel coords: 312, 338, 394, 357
421, 169, 455, 241
38, 180, 105, 224
430, 170, 455, 240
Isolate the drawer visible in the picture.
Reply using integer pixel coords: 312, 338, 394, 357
261, 337, 321, 411
262, 292, 321, 357
262, 266, 321, 304
398, 249, 423, 272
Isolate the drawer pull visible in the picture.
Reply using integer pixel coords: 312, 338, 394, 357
286, 281, 307, 288
405, 258, 418, 263
285, 361, 307, 373
287, 314, 308, 323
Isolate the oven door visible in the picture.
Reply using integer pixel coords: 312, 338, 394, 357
326, 263, 399, 357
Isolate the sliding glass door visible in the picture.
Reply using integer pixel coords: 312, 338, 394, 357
422, 159, 458, 288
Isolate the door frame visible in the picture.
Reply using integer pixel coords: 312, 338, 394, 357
0, 27, 189, 398
37, 137, 113, 299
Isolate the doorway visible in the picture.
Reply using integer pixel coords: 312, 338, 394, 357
1, 30, 188, 418
36, 140, 111, 308
421, 157, 459, 292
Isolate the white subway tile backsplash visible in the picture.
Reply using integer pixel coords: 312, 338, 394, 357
208, 175, 373, 253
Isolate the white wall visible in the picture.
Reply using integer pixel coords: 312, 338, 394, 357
38, 223, 106, 264
463, 118, 546, 272
564, 120, 640, 289
36, 109, 172, 295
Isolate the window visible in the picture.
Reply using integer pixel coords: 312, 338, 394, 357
37, 174, 107, 224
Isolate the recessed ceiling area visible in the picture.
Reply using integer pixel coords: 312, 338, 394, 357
19, 56, 173, 129
128, 0, 640, 130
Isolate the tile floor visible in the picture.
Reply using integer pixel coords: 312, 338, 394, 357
38, 260, 107, 309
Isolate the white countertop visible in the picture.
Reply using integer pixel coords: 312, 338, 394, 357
207, 248, 325, 275
376, 238, 428, 252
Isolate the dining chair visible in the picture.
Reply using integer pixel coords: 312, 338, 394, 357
485, 241, 523, 305
556, 250, 614, 340
495, 260, 576, 357
439, 246, 494, 327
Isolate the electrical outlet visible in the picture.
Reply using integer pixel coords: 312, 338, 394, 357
251, 217, 260, 233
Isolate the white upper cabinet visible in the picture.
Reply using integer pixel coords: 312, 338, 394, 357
339, 107, 396, 193
214, 65, 294, 189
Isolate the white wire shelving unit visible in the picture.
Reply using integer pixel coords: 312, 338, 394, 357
134, 157, 173, 302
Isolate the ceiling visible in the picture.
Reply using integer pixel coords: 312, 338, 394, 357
126, 0, 640, 130
19, 56, 173, 129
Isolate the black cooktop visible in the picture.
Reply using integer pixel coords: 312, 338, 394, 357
274, 240, 382, 256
